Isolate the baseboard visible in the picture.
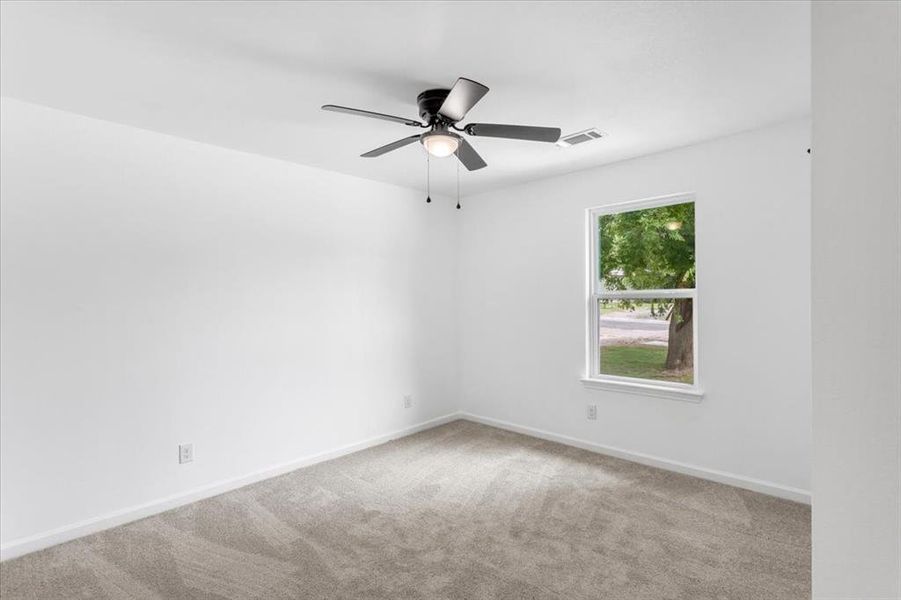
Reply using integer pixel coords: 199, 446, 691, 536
459, 412, 811, 505
0, 412, 463, 562
2, 410, 809, 561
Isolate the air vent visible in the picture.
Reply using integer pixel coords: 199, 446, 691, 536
557, 128, 607, 148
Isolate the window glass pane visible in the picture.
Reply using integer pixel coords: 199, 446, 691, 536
598, 202, 695, 291
598, 298, 694, 384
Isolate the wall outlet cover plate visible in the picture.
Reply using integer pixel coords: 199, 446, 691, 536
178, 443, 194, 464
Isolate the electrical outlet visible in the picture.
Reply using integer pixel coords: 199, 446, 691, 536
403, 395, 413, 409
178, 443, 193, 464
587, 404, 597, 420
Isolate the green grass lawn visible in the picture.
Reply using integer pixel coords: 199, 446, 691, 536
600, 345, 693, 384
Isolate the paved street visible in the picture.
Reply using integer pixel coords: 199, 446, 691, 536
600, 315, 668, 346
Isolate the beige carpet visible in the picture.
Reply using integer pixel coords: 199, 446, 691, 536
0, 420, 810, 599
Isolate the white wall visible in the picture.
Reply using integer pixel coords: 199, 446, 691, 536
459, 119, 812, 498
811, 2, 901, 597
0, 98, 459, 551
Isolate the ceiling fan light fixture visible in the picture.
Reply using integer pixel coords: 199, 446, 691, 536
421, 132, 460, 158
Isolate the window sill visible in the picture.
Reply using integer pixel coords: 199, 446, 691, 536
580, 378, 704, 403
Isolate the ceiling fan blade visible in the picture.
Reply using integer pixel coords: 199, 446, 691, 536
455, 138, 487, 171
465, 123, 561, 143
322, 105, 423, 127
361, 134, 423, 158
438, 78, 489, 122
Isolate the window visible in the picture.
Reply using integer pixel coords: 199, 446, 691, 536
584, 194, 700, 399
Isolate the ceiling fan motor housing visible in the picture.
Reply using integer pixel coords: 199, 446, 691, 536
417, 89, 451, 123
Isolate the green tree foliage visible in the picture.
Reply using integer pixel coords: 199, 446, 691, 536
599, 202, 695, 291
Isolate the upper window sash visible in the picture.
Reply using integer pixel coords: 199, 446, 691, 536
588, 192, 695, 297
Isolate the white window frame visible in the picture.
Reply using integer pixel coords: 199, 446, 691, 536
582, 192, 703, 401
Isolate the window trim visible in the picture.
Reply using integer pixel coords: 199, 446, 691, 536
583, 192, 703, 400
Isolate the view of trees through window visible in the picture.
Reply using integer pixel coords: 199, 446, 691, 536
597, 201, 695, 384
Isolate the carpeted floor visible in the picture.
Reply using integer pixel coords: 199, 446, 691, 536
0, 420, 810, 599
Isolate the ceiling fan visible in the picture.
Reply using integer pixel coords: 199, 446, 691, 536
322, 77, 561, 171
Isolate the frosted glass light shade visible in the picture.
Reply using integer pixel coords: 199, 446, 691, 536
422, 133, 459, 158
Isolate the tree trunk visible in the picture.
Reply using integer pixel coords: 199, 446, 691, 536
665, 298, 693, 370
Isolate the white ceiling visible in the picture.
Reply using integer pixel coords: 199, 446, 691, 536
0, 1, 810, 195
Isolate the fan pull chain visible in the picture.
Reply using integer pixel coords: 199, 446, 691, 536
456, 159, 461, 210
425, 154, 432, 203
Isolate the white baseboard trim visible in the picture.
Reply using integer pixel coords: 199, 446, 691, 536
0, 412, 463, 562
459, 412, 811, 505
2, 410, 809, 561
